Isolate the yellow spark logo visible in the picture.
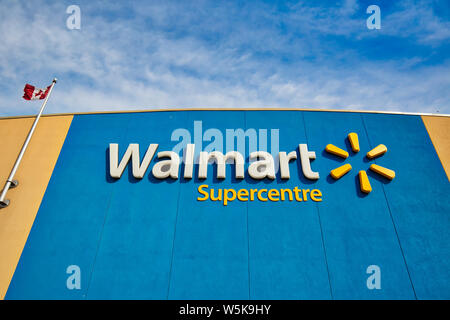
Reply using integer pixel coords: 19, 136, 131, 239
325, 133, 395, 194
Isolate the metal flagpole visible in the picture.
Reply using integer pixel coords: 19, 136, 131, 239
0, 78, 58, 209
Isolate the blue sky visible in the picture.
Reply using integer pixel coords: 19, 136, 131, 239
0, 0, 448, 116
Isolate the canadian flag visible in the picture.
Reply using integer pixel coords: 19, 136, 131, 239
23, 83, 51, 100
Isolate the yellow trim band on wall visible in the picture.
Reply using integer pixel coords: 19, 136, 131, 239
0, 115, 73, 299
422, 116, 450, 181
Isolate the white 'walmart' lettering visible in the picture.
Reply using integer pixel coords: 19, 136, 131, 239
109, 143, 319, 181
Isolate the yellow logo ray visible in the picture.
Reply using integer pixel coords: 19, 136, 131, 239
359, 170, 372, 193
370, 164, 396, 180
330, 163, 352, 179
325, 144, 349, 159
367, 144, 387, 159
348, 132, 360, 153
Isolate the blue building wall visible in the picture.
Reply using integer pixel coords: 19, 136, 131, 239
6, 110, 450, 299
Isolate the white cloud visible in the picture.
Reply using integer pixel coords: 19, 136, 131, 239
0, 0, 448, 116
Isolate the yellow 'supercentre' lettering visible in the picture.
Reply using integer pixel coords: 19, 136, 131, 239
197, 184, 323, 206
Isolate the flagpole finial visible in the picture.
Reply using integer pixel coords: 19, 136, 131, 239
53, 78, 58, 83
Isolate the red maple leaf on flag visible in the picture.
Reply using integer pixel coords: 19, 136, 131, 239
23, 83, 51, 100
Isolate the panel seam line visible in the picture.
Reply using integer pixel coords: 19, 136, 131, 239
166, 169, 183, 299
360, 114, 417, 300
302, 112, 334, 299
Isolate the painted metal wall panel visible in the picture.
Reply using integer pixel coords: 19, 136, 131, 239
363, 114, 450, 299
303, 111, 415, 299
168, 111, 249, 299
245, 111, 331, 299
